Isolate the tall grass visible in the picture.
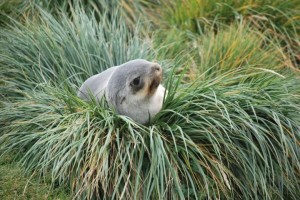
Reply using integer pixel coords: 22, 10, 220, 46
0, 0, 148, 30
194, 23, 295, 78
152, 0, 300, 67
0, 7, 151, 99
0, 1, 300, 200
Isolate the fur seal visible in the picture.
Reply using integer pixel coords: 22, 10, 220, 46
78, 59, 166, 124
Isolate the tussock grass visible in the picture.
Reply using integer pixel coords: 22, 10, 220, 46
0, 0, 148, 31
194, 23, 295, 78
0, 1, 300, 200
154, 22, 296, 82
0, 8, 151, 100
1, 70, 300, 199
157, 0, 300, 34
152, 0, 300, 67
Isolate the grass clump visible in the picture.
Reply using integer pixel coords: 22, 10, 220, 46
0, 1, 300, 200
1, 70, 300, 199
152, 0, 300, 67
194, 23, 295, 78
0, 8, 151, 100
160, 0, 300, 31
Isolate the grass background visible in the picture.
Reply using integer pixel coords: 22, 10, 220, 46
0, 153, 70, 199
0, 0, 299, 199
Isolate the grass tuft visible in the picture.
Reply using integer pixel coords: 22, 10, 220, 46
0, 1, 300, 199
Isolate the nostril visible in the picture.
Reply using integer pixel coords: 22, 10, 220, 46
153, 64, 161, 72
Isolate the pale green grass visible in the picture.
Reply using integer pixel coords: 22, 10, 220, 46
0, 1, 300, 200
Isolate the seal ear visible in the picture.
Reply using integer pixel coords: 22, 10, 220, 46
115, 90, 127, 106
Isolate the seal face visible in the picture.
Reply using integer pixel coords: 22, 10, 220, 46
78, 59, 166, 124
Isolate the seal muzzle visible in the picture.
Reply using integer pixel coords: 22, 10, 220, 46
148, 64, 162, 96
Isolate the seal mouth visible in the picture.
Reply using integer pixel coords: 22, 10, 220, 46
148, 74, 162, 96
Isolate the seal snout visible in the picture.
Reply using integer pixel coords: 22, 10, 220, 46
150, 63, 162, 80
148, 64, 163, 96
152, 64, 161, 72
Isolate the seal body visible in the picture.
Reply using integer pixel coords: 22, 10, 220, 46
78, 59, 165, 124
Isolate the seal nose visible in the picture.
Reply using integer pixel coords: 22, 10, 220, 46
152, 64, 162, 73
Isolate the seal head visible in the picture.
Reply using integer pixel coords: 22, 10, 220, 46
105, 59, 165, 124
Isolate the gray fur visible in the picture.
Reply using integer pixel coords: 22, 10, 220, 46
78, 59, 165, 124
77, 66, 118, 101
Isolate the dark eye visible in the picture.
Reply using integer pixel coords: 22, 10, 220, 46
131, 76, 140, 86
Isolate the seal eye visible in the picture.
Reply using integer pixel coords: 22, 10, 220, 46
130, 76, 144, 93
131, 76, 140, 86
